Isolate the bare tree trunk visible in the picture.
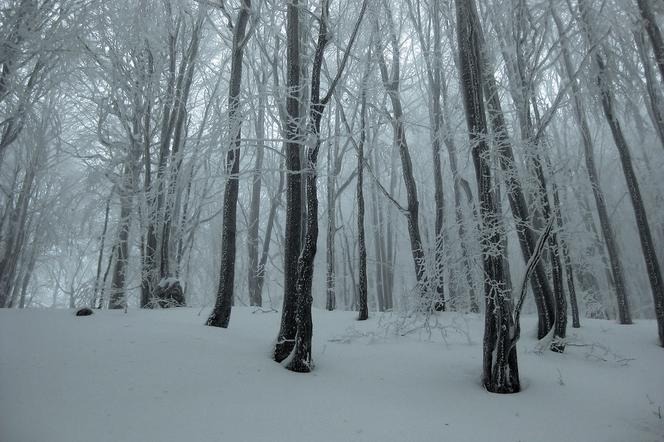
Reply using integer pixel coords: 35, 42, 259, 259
325, 106, 340, 311
206, 0, 252, 328
581, 0, 664, 344
255, 158, 285, 303
357, 50, 370, 321
634, 28, 664, 150
109, 164, 135, 310
455, 0, 519, 393
636, 0, 664, 88
0, 162, 34, 307
407, 0, 447, 310
480, 37, 555, 339
92, 187, 114, 309
376, 1, 427, 293
552, 8, 630, 323
273, 0, 303, 362
369, 147, 386, 312
247, 71, 267, 307
285, 0, 367, 372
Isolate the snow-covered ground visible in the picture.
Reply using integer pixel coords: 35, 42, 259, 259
1, 307, 662, 442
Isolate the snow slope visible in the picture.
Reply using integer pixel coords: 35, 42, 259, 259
1, 307, 662, 442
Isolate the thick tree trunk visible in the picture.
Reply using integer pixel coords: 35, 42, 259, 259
274, 0, 303, 362
285, 0, 366, 371
455, 0, 519, 393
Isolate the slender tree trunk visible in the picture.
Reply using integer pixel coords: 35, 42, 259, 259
637, 0, 664, 88
357, 51, 370, 321
634, 29, 664, 150
109, 165, 135, 310
325, 106, 340, 311
370, 148, 386, 312
248, 72, 267, 307
581, 0, 664, 344
93, 188, 114, 309
376, 2, 427, 293
206, 0, 252, 328
552, 8, 631, 323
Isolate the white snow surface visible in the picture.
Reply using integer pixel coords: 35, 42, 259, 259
1, 307, 663, 442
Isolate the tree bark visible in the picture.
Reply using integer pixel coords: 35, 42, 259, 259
357, 49, 370, 321
455, 0, 519, 393
273, 0, 303, 362
206, 0, 252, 328
480, 35, 555, 339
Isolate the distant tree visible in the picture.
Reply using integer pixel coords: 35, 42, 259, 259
580, 0, 664, 346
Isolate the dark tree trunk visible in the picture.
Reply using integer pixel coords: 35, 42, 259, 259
357, 50, 370, 321
376, 1, 427, 295
285, 0, 367, 372
325, 106, 340, 311
206, 0, 252, 328
480, 37, 555, 339
273, 0, 303, 362
247, 71, 267, 308
430, 0, 446, 311
455, 0, 519, 393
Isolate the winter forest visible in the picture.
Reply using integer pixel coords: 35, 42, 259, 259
1, 0, 664, 440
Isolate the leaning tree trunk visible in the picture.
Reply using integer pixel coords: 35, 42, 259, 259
206, 0, 251, 328
634, 28, 664, 151
552, 8, 631, 324
636, 0, 664, 88
456, 0, 519, 393
580, 0, 664, 344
